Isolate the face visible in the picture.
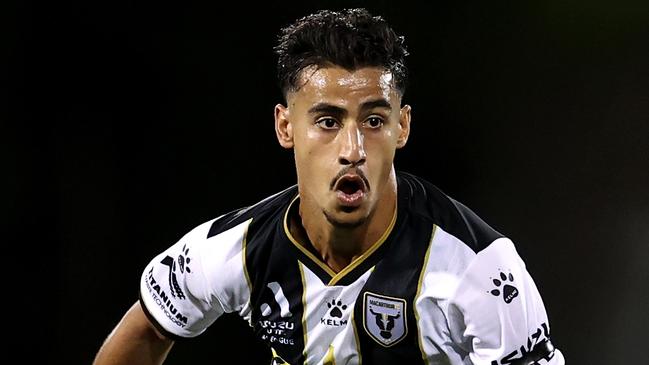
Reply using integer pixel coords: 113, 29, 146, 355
275, 66, 411, 228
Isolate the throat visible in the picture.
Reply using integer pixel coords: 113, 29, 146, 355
288, 176, 398, 275
290, 213, 365, 273
320, 252, 360, 274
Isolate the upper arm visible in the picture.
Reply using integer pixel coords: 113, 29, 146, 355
138, 218, 253, 339
449, 238, 564, 364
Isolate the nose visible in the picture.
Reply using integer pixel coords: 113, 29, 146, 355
338, 123, 366, 166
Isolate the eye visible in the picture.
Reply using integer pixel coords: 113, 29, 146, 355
316, 118, 340, 129
364, 117, 384, 129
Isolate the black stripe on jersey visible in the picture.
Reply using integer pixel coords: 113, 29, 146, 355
353, 194, 435, 365
244, 205, 307, 364
206, 186, 305, 363
398, 171, 503, 253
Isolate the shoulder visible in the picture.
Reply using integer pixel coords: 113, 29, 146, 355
206, 185, 298, 239
397, 171, 503, 253
169, 185, 297, 264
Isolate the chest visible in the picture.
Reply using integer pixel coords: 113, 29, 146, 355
244, 216, 436, 364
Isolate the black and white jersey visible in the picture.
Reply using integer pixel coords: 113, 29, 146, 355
140, 172, 564, 365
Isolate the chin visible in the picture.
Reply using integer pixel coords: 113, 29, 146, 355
323, 208, 369, 229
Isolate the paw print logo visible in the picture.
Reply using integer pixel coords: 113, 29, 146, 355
159, 245, 190, 300
327, 299, 347, 318
177, 244, 191, 274
489, 271, 519, 304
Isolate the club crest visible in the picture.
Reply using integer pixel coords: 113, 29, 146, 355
363, 292, 407, 347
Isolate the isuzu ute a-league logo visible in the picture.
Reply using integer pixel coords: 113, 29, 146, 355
258, 282, 296, 347
363, 292, 407, 347
159, 244, 192, 300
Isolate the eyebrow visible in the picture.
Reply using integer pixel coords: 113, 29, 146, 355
307, 98, 392, 116
359, 99, 392, 113
308, 103, 346, 116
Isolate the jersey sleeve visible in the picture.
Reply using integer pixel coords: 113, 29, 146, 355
139, 217, 253, 339
448, 238, 565, 364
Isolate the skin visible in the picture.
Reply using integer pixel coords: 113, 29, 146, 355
94, 65, 411, 365
93, 302, 174, 365
275, 65, 411, 272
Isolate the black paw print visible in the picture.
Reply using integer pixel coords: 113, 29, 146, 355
490, 271, 519, 304
327, 299, 347, 318
177, 244, 192, 274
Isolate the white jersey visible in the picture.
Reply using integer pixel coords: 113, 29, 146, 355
140, 172, 564, 364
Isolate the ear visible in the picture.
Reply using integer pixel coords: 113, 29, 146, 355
396, 104, 411, 149
275, 104, 294, 149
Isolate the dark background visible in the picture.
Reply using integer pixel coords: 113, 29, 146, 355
5, 0, 648, 364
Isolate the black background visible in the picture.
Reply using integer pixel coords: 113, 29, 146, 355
5, 0, 649, 364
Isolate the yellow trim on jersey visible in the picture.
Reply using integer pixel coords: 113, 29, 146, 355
323, 345, 336, 365
283, 194, 398, 286
298, 262, 309, 362
413, 225, 437, 365
270, 347, 290, 365
241, 218, 254, 313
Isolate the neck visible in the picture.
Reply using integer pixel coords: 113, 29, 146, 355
292, 172, 398, 273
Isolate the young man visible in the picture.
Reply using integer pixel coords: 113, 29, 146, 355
94, 8, 564, 365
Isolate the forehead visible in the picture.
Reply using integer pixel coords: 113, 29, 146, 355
288, 66, 399, 107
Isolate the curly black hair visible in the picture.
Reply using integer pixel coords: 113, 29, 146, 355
275, 8, 409, 99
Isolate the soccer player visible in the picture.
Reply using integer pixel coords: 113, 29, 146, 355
94, 8, 564, 365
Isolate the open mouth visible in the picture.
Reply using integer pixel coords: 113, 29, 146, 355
334, 174, 367, 207
335, 175, 366, 194
336, 176, 365, 194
